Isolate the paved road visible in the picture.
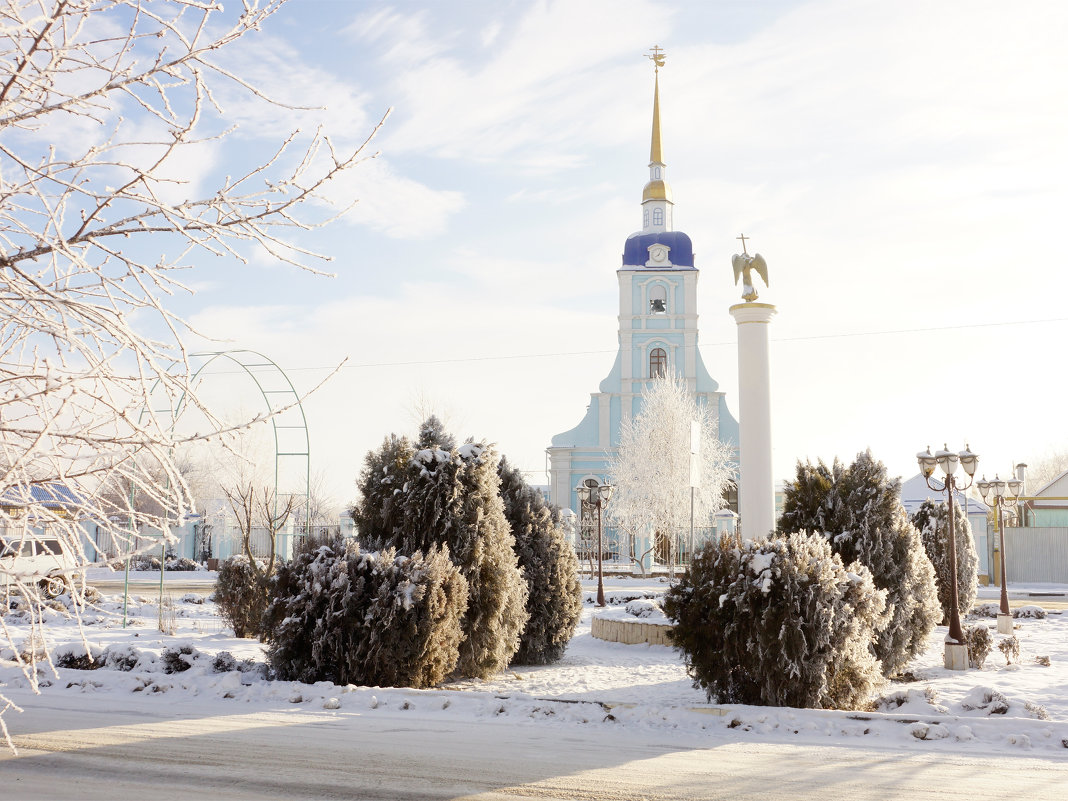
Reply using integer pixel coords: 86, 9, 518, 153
90, 578, 214, 596
3, 695, 1067, 801
88, 576, 1068, 611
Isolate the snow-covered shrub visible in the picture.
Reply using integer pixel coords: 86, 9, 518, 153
964, 624, 992, 669
1014, 605, 1047, 619
498, 457, 581, 666
663, 532, 888, 709
998, 635, 1021, 665
160, 643, 199, 674
960, 686, 1008, 714
211, 651, 258, 674
215, 555, 270, 639
624, 599, 664, 618
910, 498, 979, 625
265, 538, 467, 688
167, 557, 201, 572
212, 651, 238, 673
103, 644, 142, 672
54, 642, 104, 670
969, 602, 1001, 619
354, 418, 528, 679
779, 452, 941, 677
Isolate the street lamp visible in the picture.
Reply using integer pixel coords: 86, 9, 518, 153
977, 473, 1023, 634
917, 443, 978, 670
575, 479, 613, 607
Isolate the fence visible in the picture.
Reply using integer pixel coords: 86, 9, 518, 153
1003, 527, 1068, 584
574, 525, 721, 574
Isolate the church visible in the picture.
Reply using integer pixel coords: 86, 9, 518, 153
546, 56, 739, 521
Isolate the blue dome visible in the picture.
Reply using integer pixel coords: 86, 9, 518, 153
621, 231, 695, 268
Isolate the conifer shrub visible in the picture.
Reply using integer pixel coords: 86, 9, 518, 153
498, 457, 582, 665
910, 498, 979, 623
215, 555, 270, 639
663, 532, 888, 709
265, 538, 467, 688
779, 451, 941, 677
354, 418, 528, 679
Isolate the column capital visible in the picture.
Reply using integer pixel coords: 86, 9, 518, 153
729, 302, 777, 324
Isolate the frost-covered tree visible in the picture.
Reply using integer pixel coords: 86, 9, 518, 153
779, 451, 941, 677
1020, 449, 1068, 493
609, 375, 734, 570
0, 0, 385, 744
498, 457, 581, 665
265, 539, 467, 688
350, 434, 416, 541
911, 499, 980, 623
354, 421, 528, 679
664, 532, 887, 709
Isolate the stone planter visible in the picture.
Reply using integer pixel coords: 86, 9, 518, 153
592, 614, 673, 646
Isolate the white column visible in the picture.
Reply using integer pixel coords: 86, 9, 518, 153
729, 302, 777, 540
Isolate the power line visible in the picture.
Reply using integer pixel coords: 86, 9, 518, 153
189, 315, 1067, 374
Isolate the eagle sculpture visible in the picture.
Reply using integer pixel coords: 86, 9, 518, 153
732, 252, 769, 302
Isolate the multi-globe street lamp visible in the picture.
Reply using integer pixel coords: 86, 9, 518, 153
575, 480, 613, 608
917, 444, 978, 670
977, 473, 1023, 634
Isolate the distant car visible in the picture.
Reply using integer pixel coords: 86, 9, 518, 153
0, 533, 77, 595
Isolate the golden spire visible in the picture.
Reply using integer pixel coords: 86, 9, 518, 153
646, 46, 666, 165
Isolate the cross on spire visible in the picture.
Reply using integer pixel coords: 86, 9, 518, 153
737, 233, 750, 255
647, 45, 666, 72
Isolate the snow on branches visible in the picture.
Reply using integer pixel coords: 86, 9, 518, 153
0, 0, 383, 745
608, 375, 734, 569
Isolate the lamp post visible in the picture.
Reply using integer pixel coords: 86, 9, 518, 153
576, 480, 613, 607
917, 444, 978, 671
977, 473, 1023, 634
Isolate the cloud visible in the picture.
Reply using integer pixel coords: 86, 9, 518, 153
346, 0, 672, 170
185, 282, 617, 502
328, 157, 466, 238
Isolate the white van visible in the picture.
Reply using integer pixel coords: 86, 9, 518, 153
0, 533, 77, 595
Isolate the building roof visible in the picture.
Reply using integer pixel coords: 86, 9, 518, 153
899, 473, 988, 516
621, 230, 694, 268
1031, 467, 1068, 498
1, 482, 84, 509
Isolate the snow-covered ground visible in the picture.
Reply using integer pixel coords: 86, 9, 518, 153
2, 573, 1066, 758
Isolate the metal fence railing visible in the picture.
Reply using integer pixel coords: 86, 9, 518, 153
573, 525, 722, 572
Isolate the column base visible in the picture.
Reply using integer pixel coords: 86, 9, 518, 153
944, 641, 968, 671
997, 613, 1014, 635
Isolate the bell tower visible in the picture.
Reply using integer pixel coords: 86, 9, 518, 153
547, 48, 738, 514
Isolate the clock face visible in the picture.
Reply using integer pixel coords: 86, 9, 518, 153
650, 245, 668, 263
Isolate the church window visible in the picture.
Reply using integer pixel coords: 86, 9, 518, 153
649, 347, 667, 378
643, 208, 649, 227
649, 285, 667, 314
654, 166, 661, 179
653, 207, 664, 226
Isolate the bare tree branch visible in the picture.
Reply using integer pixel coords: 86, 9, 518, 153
0, 0, 384, 746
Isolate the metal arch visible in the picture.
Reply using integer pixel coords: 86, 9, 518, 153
139, 349, 310, 524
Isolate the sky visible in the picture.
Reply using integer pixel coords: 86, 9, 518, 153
165, 0, 1068, 509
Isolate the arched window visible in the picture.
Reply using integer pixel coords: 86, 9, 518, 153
648, 285, 667, 314
653, 166, 661, 179
649, 347, 667, 378
643, 208, 650, 228
652, 207, 664, 226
